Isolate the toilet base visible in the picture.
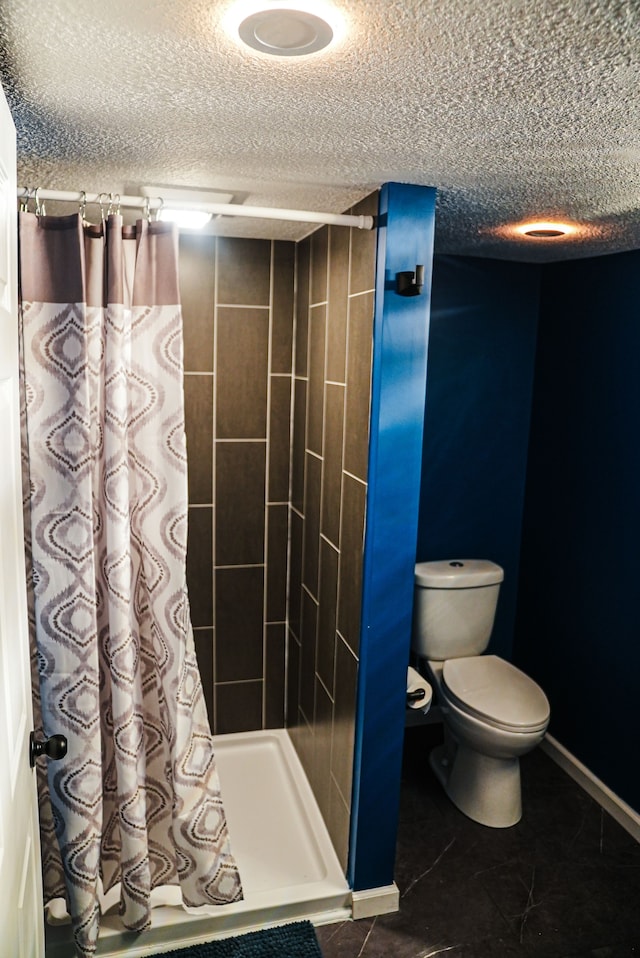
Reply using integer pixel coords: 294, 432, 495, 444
429, 742, 522, 828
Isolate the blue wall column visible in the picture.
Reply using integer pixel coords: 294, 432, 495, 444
348, 183, 436, 891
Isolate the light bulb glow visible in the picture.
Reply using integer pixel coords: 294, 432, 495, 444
158, 209, 212, 230
515, 220, 577, 239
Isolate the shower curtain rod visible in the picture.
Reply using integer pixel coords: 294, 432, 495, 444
16, 188, 375, 230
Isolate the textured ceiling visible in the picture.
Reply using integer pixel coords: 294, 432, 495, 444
1, 0, 640, 260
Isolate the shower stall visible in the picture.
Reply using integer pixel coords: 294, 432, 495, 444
27, 182, 436, 956
42, 195, 377, 955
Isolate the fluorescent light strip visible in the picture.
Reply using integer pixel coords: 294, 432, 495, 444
157, 209, 213, 229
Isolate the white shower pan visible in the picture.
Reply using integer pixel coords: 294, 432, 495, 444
45, 729, 351, 957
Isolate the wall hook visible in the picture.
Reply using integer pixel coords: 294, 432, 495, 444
396, 264, 424, 296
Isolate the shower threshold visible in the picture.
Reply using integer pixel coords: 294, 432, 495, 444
45, 729, 351, 957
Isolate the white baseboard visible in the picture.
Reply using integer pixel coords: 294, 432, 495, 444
541, 734, 640, 844
351, 883, 400, 920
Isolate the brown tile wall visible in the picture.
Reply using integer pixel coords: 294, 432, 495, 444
287, 192, 378, 870
181, 233, 294, 735
179, 191, 378, 872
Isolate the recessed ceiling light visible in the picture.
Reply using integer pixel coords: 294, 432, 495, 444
516, 221, 577, 239
234, 5, 335, 57
524, 227, 565, 238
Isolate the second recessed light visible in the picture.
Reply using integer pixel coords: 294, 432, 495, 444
517, 221, 576, 239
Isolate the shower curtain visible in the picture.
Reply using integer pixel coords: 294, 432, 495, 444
18, 211, 242, 958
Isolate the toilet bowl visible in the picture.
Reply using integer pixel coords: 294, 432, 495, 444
412, 560, 550, 828
425, 655, 549, 827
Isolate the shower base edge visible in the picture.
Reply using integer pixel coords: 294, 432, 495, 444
45, 729, 351, 958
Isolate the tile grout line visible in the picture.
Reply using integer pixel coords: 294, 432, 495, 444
343, 467, 367, 487
313, 230, 331, 733
330, 222, 354, 785
216, 302, 270, 310
211, 235, 218, 731
262, 239, 275, 730
314, 233, 330, 731
297, 235, 311, 735
284, 241, 300, 730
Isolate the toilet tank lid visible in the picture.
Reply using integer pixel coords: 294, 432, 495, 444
414, 559, 504, 588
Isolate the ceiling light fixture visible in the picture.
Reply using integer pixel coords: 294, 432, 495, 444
226, 2, 341, 57
516, 220, 577, 239
141, 187, 236, 230
157, 208, 213, 230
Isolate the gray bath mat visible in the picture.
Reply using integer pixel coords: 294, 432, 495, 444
148, 920, 323, 957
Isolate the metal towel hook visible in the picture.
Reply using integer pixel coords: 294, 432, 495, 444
396, 264, 425, 297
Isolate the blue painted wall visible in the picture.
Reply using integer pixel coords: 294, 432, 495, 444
352, 240, 640, 894
514, 250, 640, 811
349, 183, 436, 891
417, 255, 540, 658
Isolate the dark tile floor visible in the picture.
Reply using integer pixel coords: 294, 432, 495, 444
316, 725, 640, 958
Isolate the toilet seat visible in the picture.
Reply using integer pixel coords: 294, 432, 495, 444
442, 655, 550, 733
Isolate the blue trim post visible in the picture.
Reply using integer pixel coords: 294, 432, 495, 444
348, 183, 436, 891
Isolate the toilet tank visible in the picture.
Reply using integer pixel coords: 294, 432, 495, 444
412, 560, 504, 661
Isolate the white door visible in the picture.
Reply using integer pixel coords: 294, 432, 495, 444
0, 83, 46, 956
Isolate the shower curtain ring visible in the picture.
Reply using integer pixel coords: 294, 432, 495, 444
155, 197, 164, 222
98, 192, 108, 224
19, 187, 30, 213
79, 190, 87, 220
143, 196, 150, 222
34, 187, 46, 216
107, 192, 121, 216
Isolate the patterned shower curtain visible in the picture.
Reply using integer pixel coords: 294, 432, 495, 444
18, 211, 242, 958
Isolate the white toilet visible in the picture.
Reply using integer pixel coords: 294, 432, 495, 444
412, 559, 550, 828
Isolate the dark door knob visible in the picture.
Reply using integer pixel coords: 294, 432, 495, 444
29, 731, 68, 768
